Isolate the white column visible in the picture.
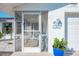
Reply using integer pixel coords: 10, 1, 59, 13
13, 19, 16, 52
39, 11, 41, 52
22, 12, 24, 52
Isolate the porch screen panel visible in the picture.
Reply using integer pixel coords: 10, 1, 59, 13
16, 22, 21, 34
15, 11, 22, 51
24, 14, 40, 47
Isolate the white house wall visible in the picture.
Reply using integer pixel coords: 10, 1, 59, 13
48, 8, 65, 55
48, 4, 79, 54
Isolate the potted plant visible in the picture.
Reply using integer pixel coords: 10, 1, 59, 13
53, 38, 67, 56
0, 32, 3, 39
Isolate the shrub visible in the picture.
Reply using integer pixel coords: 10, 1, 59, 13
53, 38, 67, 50
0, 32, 3, 38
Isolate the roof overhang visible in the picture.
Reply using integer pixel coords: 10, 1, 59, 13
13, 3, 70, 11
0, 11, 14, 19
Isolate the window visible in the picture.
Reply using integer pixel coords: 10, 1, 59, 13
2, 22, 12, 34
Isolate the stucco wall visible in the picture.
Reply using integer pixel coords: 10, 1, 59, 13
48, 7, 65, 55
48, 4, 79, 55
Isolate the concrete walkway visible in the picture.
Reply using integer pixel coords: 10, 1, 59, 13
11, 52, 52, 56
64, 51, 79, 56
11, 51, 79, 56
0, 52, 13, 56
0, 51, 78, 56
71, 51, 79, 56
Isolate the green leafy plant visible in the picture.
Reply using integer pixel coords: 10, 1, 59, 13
2, 28, 12, 34
0, 32, 3, 38
53, 38, 67, 50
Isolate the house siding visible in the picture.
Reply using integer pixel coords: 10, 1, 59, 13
48, 4, 79, 54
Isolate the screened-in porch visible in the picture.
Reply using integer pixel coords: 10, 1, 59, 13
15, 11, 48, 52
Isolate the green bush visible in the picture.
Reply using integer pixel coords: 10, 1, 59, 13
0, 32, 3, 38
2, 28, 12, 34
53, 38, 67, 50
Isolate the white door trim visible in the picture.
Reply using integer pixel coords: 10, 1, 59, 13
67, 17, 79, 51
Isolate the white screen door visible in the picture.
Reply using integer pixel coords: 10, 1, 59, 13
22, 12, 41, 52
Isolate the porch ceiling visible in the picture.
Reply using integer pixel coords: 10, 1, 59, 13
0, 3, 70, 12
14, 3, 70, 11
0, 3, 21, 11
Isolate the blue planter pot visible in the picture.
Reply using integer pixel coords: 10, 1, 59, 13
53, 48, 64, 56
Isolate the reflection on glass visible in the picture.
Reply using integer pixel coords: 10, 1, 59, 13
24, 14, 39, 30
